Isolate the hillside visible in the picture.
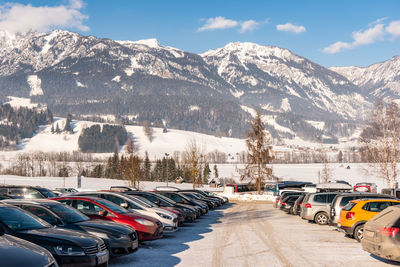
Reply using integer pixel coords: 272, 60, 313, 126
0, 30, 376, 141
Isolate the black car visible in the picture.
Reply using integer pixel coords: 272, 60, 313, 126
156, 191, 207, 215
0, 232, 56, 267
292, 193, 307, 215
0, 204, 109, 267
280, 195, 301, 214
125, 191, 198, 222
180, 192, 217, 209
4, 199, 139, 257
180, 190, 222, 207
0, 185, 56, 199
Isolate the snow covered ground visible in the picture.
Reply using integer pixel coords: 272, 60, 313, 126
109, 202, 395, 267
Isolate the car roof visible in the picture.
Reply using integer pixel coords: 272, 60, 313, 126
351, 198, 400, 203
1, 199, 59, 205
52, 196, 103, 201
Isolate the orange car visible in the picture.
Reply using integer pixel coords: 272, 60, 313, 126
337, 198, 400, 242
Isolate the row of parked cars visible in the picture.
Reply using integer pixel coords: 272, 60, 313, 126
0, 185, 228, 267
274, 182, 400, 263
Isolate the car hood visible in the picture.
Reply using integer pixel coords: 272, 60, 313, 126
21, 227, 102, 247
0, 234, 54, 266
73, 220, 134, 235
123, 212, 160, 224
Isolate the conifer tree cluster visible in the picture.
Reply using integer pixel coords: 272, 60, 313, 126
78, 124, 128, 153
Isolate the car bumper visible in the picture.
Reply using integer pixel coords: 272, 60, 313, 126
56, 250, 109, 267
137, 226, 163, 241
163, 225, 178, 232
362, 238, 400, 261
109, 238, 139, 257
337, 224, 353, 235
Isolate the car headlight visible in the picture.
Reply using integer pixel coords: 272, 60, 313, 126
134, 219, 155, 226
54, 245, 85, 256
156, 212, 172, 220
87, 231, 109, 240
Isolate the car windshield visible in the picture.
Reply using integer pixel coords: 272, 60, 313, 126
46, 203, 89, 224
343, 202, 357, 211
154, 194, 177, 205
131, 195, 157, 208
37, 188, 57, 198
96, 198, 129, 214
0, 206, 51, 231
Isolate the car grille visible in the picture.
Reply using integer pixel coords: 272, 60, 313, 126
83, 243, 107, 256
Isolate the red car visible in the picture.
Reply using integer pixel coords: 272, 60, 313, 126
51, 196, 163, 241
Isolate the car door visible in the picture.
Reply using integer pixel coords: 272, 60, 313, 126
74, 200, 112, 221
364, 202, 391, 220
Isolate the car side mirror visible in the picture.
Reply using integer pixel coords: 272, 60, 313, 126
120, 202, 128, 209
155, 200, 161, 206
99, 210, 108, 217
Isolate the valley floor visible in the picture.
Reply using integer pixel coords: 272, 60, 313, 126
110, 202, 395, 267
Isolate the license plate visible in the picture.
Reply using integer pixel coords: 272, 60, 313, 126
97, 251, 109, 265
364, 230, 374, 239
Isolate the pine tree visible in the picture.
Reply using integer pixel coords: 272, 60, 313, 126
144, 151, 151, 180
51, 124, 54, 134
203, 163, 211, 183
64, 114, 73, 133
55, 123, 60, 134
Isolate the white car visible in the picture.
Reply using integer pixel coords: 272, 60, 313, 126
76, 191, 178, 232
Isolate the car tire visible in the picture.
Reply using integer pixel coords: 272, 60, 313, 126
354, 224, 364, 242
315, 212, 329, 225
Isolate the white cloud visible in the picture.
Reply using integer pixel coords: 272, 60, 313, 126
323, 23, 385, 54
197, 16, 238, 32
386, 20, 400, 38
276, 23, 306, 34
0, 0, 89, 33
240, 20, 259, 33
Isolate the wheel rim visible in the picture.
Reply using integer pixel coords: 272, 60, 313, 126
317, 214, 327, 224
356, 227, 364, 240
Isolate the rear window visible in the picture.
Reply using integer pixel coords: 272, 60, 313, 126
339, 196, 354, 207
343, 202, 356, 211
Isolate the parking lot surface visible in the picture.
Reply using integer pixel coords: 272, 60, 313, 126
111, 202, 397, 267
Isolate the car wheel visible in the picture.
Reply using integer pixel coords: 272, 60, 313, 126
315, 212, 329, 225
354, 224, 364, 242
289, 207, 294, 214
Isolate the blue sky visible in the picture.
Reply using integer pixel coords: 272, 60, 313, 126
0, 0, 399, 67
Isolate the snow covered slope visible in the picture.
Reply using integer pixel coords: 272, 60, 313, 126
202, 42, 369, 120
330, 56, 400, 100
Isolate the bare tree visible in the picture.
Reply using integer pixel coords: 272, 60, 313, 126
360, 100, 400, 188
142, 121, 154, 143
240, 111, 274, 194
182, 139, 205, 188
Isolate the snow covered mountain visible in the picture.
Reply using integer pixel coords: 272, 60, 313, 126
330, 56, 400, 100
202, 42, 368, 120
0, 30, 385, 141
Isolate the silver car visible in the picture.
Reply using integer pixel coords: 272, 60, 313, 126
301, 192, 339, 225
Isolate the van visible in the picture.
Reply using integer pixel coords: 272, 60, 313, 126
353, 183, 377, 193
329, 192, 396, 226
381, 188, 400, 199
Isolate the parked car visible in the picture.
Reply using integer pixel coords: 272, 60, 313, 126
292, 193, 307, 215
0, 203, 109, 267
52, 196, 163, 241
0, 232, 56, 267
274, 191, 302, 208
381, 188, 400, 199
329, 193, 396, 226
200, 190, 229, 203
280, 195, 301, 214
315, 182, 352, 193
353, 183, 377, 193
337, 198, 400, 241
156, 191, 208, 215
3, 199, 139, 256
73, 191, 178, 233
0, 186, 57, 199
125, 191, 198, 222
361, 205, 400, 262
110, 186, 138, 192
180, 189, 224, 206
180, 192, 218, 209
301, 192, 339, 225
55, 188, 79, 194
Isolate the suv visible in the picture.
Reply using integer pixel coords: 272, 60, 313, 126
301, 192, 339, 225
338, 198, 400, 241
274, 191, 303, 208
329, 193, 396, 226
